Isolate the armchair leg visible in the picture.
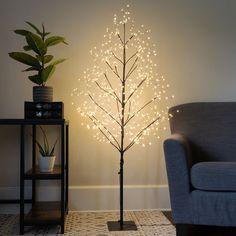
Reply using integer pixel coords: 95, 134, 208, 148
176, 224, 188, 236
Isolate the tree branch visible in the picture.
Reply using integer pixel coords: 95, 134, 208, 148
95, 81, 117, 101
126, 51, 138, 65
125, 100, 132, 122
124, 116, 160, 152
106, 61, 122, 82
125, 34, 134, 45
88, 94, 121, 127
91, 115, 121, 149
114, 66, 119, 77
125, 57, 138, 81
125, 77, 147, 104
103, 73, 121, 104
125, 96, 159, 126
112, 51, 123, 64
116, 99, 122, 122
89, 116, 120, 151
117, 33, 124, 44
126, 65, 138, 81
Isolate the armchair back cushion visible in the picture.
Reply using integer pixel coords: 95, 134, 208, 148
169, 102, 236, 163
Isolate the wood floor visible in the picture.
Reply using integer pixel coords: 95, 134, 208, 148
162, 211, 236, 236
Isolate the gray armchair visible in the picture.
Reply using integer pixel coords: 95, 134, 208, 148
164, 102, 236, 235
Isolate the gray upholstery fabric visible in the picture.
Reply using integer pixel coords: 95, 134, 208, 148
164, 134, 193, 223
169, 102, 236, 163
191, 162, 236, 191
192, 190, 236, 226
164, 102, 236, 226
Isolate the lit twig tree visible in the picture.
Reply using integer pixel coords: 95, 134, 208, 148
72, 5, 173, 231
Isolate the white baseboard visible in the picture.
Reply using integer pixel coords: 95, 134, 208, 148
0, 185, 170, 214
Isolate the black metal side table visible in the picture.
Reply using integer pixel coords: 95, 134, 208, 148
0, 119, 69, 235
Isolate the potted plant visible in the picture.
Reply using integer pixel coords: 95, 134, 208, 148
36, 126, 58, 172
9, 21, 67, 102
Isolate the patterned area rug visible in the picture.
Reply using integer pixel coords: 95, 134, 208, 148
0, 210, 175, 235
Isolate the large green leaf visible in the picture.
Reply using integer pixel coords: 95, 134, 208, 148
36, 55, 53, 63
41, 65, 55, 82
25, 21, 42, 36
45, 36, 67, 47
9, 52, 41, 68
28, 74, 42, 85
35, 139, 46, 156
50, 58, 66, 66
39, 125, 49, 155
26, 32, 46, 55
44, 55, 53, 63
14, 29, 30, 36
23, 45, 32, 51
49, 139, 58, 156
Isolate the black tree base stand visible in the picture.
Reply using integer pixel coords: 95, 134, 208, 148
107, 153, 137, 231
107, 221, 137, 231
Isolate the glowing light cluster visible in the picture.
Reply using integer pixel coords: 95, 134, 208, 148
72, 5, 174, 153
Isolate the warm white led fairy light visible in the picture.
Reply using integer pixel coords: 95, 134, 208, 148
71, 5, 174, 152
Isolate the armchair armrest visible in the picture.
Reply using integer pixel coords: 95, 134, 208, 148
163, 134, 193, 223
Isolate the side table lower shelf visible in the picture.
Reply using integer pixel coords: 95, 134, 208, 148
24, 165, 62, 180
24, 201, 62, 225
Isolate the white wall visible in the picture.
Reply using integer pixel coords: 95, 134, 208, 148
0, 0, 236, 213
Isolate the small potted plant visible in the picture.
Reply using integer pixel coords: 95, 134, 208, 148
9, 21, 67, 102
36, 126, 57, 172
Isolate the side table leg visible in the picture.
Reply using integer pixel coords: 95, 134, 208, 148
20, 125, 25, 235
66, 124, 69, 214
61, 224, 65, 234
32, 125, 36, 204
61, 124, 65, 233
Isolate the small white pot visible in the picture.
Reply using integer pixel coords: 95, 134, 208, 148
38, 155, 56, 172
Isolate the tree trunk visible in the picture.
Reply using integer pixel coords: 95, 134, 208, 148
119, 151, 124, 228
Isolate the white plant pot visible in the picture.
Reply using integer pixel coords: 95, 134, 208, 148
38, 155, 56, 173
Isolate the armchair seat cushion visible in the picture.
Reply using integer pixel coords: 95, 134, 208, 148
191, 162, 236, 191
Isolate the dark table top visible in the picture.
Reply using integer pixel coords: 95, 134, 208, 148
0, 119, 69, 125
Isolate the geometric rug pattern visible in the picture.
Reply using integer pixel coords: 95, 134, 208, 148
0, 210, 175, 235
